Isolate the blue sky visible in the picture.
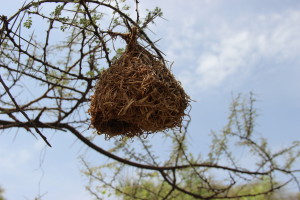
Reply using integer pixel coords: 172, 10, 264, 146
1, 0, 300, 199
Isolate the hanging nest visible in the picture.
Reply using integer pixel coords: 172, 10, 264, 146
89, 27, 190, 138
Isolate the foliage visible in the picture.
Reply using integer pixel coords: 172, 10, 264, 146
116, 177, 300, 200
0, 1, 300, 200
0, 187, 5, 200
23, 16, 32, 29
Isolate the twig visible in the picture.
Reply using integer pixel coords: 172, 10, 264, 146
0, 75, 52, 147
135, 0, 140, 24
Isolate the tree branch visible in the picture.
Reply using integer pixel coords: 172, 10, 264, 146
0, 75, 52, 147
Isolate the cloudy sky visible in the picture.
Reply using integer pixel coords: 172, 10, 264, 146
1, 0, 300, 199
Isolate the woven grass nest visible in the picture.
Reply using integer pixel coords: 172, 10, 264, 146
89, 28, 190, 138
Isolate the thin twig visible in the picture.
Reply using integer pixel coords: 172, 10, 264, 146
0, 75, 52, 147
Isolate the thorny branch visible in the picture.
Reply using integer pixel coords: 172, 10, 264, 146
1, 1, 299, 199
0, 75, 52, 147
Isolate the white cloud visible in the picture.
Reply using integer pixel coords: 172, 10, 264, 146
166, 9, 300, 94
195, 31, 254, 89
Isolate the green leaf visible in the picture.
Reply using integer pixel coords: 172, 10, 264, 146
23, 17, 32, 29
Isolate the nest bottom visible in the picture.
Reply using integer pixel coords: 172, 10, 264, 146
92, 114, 145, 138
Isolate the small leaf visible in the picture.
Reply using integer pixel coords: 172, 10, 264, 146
24, 17, 32, 29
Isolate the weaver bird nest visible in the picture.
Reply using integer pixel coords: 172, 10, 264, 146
89, 28, 190, 138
